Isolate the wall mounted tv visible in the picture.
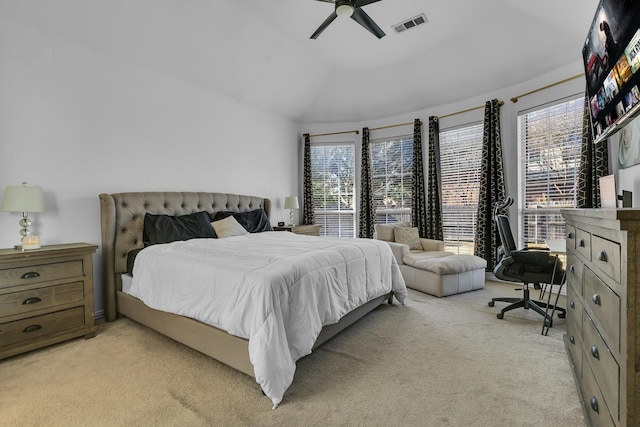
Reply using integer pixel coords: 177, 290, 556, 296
583, 0, 640, 143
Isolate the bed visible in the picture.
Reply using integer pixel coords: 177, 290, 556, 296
99, 191, 407, 407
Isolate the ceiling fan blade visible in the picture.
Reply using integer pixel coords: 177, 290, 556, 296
351, 8, 385, 38
310, 11, 338, 39
314, 0, 336, 3
354, 0, 382, 7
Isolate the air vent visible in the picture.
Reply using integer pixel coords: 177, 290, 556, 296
392, 13, 428, 34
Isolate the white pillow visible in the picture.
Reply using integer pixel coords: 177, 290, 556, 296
394, 226, 422, 250
211, 216, 249, 238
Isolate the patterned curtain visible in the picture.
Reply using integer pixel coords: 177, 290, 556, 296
302, 133, 315, 225
359, 127, 375, 238
577, 95, 609, 208
426, 117, 443, 240
474, 99, 506, 270
412, 119, 428, 237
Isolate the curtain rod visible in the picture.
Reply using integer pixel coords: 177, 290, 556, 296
370, 120, 422, 131
305, 129, 359, 137
510, 73, 583, 103
438, 101, 504, 119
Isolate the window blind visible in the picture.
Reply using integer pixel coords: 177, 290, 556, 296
310, 143, 356, 238
517, 97, 584, 247
370, 136, 413, 224
439, 123, 484, 254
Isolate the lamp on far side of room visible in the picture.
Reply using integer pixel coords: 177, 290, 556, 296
1, 182, 45, 250
284, 196, 299, 227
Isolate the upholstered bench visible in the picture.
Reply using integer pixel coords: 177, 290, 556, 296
401, 252, 486, 297
375, 223, 486, 297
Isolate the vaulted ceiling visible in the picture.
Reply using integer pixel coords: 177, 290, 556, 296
0, 0, 599, 123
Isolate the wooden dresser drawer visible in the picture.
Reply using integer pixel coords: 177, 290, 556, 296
566, 224, 576, 250
583, 313, 620, 422
591, 235, 621, 286
0, 260, 84, 289
584, 268, 621, 352
582, 363, 617, 427
566, 253, 583, 297
567, 283, 582, 336
0, 306, 85, 347
566, 314, 583, 377
0, 282, 84, 318
576, 228, 591, 261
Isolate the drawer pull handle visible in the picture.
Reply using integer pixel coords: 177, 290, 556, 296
567, 232, 574, 239
592, 294, 601, 306
579, 239, 585, 248
591, 345, 600, 360
569, 265, 575, 273
22, 324, 42, 333
569, 335, 575, 345
590, 397, 599, 413
598, 251, 608, 262
21, 271, 40, 279
22, 297, 42, 305
569, 300, 575, 309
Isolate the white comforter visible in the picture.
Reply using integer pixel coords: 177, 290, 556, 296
128, 231, 407, 408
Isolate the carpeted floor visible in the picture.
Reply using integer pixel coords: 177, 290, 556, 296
0, 280, 585, 426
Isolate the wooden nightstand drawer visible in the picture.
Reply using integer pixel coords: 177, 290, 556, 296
584, 267, 620, 352
0, 260, 84, 289
0, 306, 85, 347
0, 281, 84, 318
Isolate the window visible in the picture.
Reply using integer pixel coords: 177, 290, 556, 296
517, 96, 584, 248
439, 123, 484, 254
371, 136, 413, 224
310, 143, 356, 237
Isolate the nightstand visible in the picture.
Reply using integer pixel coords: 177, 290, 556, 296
0, 243, 98, 359
273, 224, 322, 236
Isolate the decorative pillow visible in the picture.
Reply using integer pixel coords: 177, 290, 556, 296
394, 226, 422, 250
374, 221, 410, 241
212, 215, 250, 238
213, 209, 273, 233
143, 211, 216, 246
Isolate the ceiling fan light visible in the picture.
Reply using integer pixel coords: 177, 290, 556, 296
336, 4, 354, 17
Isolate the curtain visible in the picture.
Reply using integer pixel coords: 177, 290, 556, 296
302, 133, 315, 225
474, 99, 506, 270
426, 116, 443, 240
412, 119, 429, 237
359, 127, 375, 238
577, 95, 609, 208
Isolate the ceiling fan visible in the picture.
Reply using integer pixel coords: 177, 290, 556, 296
310, 0, 386, 40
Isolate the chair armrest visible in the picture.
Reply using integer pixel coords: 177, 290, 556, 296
384, 241, 410, 265
419, 238, 444, 251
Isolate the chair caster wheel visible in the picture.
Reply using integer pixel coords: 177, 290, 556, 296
488, 301, 495, 307
558, 312, 566, 319
497, 313, 504, 319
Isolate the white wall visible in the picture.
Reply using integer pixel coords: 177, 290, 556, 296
0, 18, 300, 316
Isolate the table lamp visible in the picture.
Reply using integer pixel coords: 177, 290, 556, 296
1, 182, 45, 250
284, 196, 299, 226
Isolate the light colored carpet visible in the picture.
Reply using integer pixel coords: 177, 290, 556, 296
0, 281, 585, 427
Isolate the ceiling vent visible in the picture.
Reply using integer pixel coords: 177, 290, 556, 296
392, 13, 428, 34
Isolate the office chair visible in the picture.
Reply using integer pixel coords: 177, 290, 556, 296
488, 197, 566, 327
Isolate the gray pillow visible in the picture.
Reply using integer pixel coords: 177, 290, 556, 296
394, 226, 422, 250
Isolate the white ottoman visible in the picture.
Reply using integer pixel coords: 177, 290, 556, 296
400, 253, 487, 297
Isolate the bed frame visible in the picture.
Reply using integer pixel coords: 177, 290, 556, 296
99, 191, 392, 377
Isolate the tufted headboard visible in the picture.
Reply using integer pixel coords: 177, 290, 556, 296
99, 192, 271, 321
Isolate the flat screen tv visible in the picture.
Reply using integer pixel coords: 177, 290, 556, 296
583, 0, 640, 142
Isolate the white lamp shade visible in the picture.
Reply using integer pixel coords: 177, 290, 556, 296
284, 196, 299, 210
1, 183, 45, 213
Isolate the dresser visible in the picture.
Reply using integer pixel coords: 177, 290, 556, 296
0, 243, 98, 359
273, 224, 322, 236
562, 209, 640, 427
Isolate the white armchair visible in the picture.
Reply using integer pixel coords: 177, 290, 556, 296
375, 223, 486, 297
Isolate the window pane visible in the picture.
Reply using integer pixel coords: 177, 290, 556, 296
518, 97, 584, 247
440, 123, 484, 254
310, 143, 356, 238
371, 136, 413, 224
